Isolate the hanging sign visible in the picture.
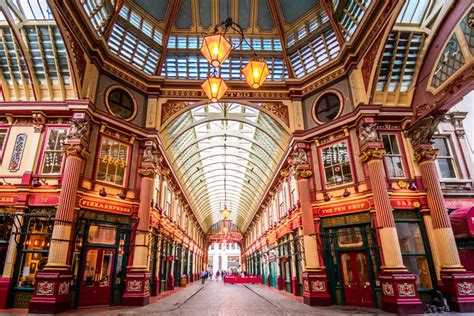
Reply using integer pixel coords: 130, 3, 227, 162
317, 199, 371, 217
79, 197, 132, 215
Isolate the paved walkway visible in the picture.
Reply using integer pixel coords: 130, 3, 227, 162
85, 279, 391, 316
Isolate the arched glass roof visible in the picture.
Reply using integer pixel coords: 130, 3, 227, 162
161, 103, 290, 231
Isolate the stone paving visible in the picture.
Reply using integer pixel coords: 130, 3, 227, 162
87, 279, 393, 316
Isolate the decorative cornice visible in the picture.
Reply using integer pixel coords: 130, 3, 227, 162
414, 148, 439, 164
63, 143, 89, 159
360, 148, 386, 163
138, 167, 157, 177
405, 115, 444, 147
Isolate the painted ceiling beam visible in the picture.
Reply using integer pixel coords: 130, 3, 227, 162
155, 0, 181, 76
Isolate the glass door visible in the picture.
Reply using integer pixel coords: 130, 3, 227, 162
78, 248, 115, 306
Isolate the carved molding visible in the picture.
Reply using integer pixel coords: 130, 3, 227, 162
358, 122, 378, 145
405, 115, 444, 147
261, 103, 289, 126
161, 101, 188, 124
68, 119, 91, 143
360, 148, 386, 163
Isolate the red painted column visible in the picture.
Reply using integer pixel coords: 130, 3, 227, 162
123, 143, 159, 306
415, 144, 474, 312
29, 118, 90, 314
290, 146, 331, 306
360, 142, 423, 314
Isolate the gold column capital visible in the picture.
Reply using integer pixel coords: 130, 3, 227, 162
138, 167, 157, 177
295, 169, 313, 179
415, 147, 439, 164
63, 143, 89, 159
360, 148, 386, 163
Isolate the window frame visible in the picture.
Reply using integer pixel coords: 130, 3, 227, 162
433, 136, 459, 180
312, 90, 344, 125
105, 85, 137, 121
0, 126, 11, 162
95, 135, 131, 188
318, 138, 355, 189
379, 132, 409, 180
37, 126, 69, 176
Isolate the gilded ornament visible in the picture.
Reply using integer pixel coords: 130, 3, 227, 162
138, 167, 157, 177
360, 148, 386, 162
68, 119, 91, 143
358, 122, 378, 145
288, 148, 308, 166
63, 144, 89, 159
414, 148, 439, 164
295, 169, 312, 179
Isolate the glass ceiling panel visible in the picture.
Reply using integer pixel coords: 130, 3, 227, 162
162, 103, 289, 230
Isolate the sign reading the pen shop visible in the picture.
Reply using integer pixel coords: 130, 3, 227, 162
317, 199, 371, 217
79, 198, 132, 215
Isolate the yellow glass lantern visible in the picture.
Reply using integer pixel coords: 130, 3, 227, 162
200, 34, 232, 67
201, 74, 228, 102
241, 56, 270, 89
220, 205, 231, 219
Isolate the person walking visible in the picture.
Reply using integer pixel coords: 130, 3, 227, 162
201, 270, 207, 284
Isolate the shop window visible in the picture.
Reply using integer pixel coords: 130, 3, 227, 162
96, 137, 129, 186
321, 140, 353, 187
0, 211, 13, 276
279, 187, 287, 217
396, 221, 433, 289
381, 134, 405, 178
41, 128, 68, 174
314, 92, 342, 123
433, 137, 457, 179
106, 88, 136, 120
0, 127, 8, 159
16, 209, 54, 288
164, 187, 172, 217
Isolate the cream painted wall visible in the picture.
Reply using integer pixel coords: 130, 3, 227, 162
0, 126, 41, 184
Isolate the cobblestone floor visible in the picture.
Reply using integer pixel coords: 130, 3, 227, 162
89, 279, 392, 316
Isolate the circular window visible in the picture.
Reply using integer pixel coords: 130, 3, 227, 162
106, 87, 135, 120
314, 92, 342, 123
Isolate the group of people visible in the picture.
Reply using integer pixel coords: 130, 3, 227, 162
200, 269, 233, 284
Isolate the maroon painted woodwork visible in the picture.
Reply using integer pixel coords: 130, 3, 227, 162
28, 271, 73, 314
379, 272, 424, 314
301, 271, 331, 306
339, 251, 373, 307
122, 269, 151, 306
440, 272, 474, 312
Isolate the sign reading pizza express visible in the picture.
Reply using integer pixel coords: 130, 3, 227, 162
317, 199, 371, 217
79, 198, 132, 215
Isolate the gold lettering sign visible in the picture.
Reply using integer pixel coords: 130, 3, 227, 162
79, 198, 132, 215
100, 155, 126, 168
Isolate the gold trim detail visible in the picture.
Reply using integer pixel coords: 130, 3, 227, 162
360, 148, 386, 162
415, 148, 439, 164
138, 168, 157, 177
295, 169, 313, 179
63, 144, 89, 159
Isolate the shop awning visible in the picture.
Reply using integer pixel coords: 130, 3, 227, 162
449, 206, 474, 239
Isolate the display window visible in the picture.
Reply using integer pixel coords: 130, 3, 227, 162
96, 137, 130, 186
381, 133, 406, 179
15, 209, 54, 288
40, 127, 68, 174
320, 140, 353, 188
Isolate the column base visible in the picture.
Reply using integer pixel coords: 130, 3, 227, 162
180, 275, 187, 287
379, 271, 424, 315
267, 275, 271, 287
28, 270, 73, 314
151, 276, 160, 296
277, 276, 284, 290
0, 278, 12, 308
440, 271, 474, 312
122, 270, 150, 306
167, 275, 175, 291
302, 270, 331, 306
291, 276, 299, 296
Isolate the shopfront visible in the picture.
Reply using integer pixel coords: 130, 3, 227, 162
320, 212, 381, 308
0, 208, 14, 277
148, 229, 160, 296
278, 235, 292, 293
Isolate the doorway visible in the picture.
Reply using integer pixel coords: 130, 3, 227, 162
339, 251, 373, 307
78, 248, 115, 306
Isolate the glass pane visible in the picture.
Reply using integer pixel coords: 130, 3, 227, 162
315, 93, 341, 123
357, 253, 370, 286
402, 256, 432, 289
341, 254, 354, 286
83, 249, 98, 286
337, 227, 363, 248
433, 138, 449, 156
396, 222, 425, 254
99, 250, 113, 286
438, 158, 456, 178
88, 225, 116, 245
